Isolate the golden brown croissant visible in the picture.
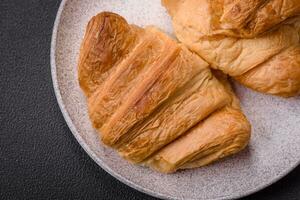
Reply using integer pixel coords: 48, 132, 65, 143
162, 0, 300, 97
78, 12, 251, 173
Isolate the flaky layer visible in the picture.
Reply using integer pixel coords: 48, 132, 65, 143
163, 0, 300, 97
78, 12, 251, 173
162, 0, 300, 38
146, 106, 250, 173
118, 74, 230, 163
235, 45, 300, 97
78, 12, 143, 97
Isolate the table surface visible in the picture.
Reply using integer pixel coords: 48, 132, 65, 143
1, 0, 300, 199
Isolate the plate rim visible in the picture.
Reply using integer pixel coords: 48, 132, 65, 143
50, 0, 300, 199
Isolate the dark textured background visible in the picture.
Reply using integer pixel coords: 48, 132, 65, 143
1, 0, 300, 199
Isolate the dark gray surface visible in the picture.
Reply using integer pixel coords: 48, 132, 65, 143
1, 0, 300, 199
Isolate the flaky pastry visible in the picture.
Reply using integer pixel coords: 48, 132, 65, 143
162, 0, 300, 97
78, 12, 251, 173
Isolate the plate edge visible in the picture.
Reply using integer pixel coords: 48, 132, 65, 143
49, 1, 300, 200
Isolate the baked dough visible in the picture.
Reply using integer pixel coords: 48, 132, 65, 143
162, 0, 300, 38
162, 0, 300, 97
78, 12, 251, 173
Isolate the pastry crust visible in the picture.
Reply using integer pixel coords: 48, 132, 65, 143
147, 106, 250, 173
162, 0, 300, 97
235, 45, 300, 97
78, 12, 143, 97
78, 12, 251, 173
162, 0, 300, 38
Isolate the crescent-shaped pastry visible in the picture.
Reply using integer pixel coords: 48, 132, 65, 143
78, 12, 251, 173
162, 0, 300, 97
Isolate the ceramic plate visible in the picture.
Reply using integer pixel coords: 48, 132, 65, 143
51, 0, 300, 199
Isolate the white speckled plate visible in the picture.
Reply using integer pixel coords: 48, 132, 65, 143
50, 0, 300, 199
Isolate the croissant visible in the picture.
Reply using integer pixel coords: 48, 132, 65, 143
78, 12, 251, 173
162, 0, 300, 97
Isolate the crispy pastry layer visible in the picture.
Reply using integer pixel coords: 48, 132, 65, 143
162, 0, 300, 38
162, 0, 300, 97
78, 12, 251, 173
